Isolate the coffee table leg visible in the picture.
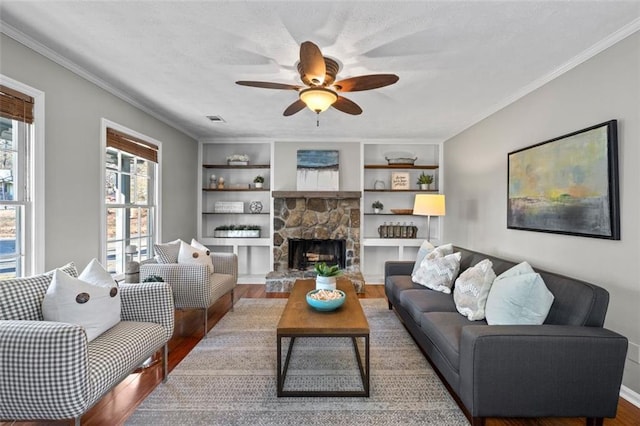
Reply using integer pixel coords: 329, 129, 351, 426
278, 336, 296, 396
351, 335, 370, 397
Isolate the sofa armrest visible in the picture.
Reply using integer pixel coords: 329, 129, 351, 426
459, 325, 628, 419
211, 252, 238, 280
0, 321, 90, 420
384, 260, 415, 278
139, 263, 211, 309
119, 282, 174, 342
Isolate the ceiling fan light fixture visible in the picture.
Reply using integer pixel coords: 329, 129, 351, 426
299, 87, 338, 113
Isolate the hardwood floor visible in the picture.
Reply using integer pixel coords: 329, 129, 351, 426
4, 284, 638, 426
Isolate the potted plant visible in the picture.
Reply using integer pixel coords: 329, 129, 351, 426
314, 262, 342, 290
417, 172, 434, 190
372, 200, 384, 214
253, 175, 264, 189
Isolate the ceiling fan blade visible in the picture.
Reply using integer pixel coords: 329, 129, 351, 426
332, 96, 362, 115
333, 74, 399, 92
299, 41, 326, 85
236, 81, 301, 90
283, 99, 307, 116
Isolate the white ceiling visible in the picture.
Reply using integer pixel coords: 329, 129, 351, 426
1, 1, 639, 142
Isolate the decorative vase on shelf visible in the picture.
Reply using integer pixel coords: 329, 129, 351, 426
373, 208, 380, 214
255, 182, 263, 189
419, 183, 428, 190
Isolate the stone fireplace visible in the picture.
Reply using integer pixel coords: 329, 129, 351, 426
266, 191, 364, 292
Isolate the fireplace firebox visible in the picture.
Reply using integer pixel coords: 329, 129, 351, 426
288, 238, 346, 270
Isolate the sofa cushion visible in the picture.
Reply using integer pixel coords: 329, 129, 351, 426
399, 288, 457, 323
190, 238, 210, 256
42, 269, 121, 342
154, 239, 182, 263
178, 240, 214, 274
87, 320, 167, 404
0, 262, 78, 321
385, 275, 426, 304
411, 240, 435, 275
485, 272, 554, 325
454, 259, 496, 321
420, 311, 486, 372
412, 251, 461, 294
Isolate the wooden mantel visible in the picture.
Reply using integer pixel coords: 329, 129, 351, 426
272, 191, 362, 199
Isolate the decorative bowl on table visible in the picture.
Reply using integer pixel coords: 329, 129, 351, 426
306, 289, 346, 312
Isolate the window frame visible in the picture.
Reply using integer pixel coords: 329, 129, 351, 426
100, 119, 162, 275
0, 75, 45, 276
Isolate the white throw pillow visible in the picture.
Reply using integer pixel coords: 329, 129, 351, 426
42, 268, 121, 342
411, 251, 461, 294
453, 259, 496, 321
412, 240, 435, 276
485, 272, 555, 325
190, 238, 211, 256
178, 240, 214, 274
154, 239, 182, 263
495, 261, 535, 281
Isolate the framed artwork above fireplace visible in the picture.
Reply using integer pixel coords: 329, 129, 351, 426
296, 149, 339, 191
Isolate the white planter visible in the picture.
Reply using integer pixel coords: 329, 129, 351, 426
254, 182, 263, 189
373, 208, 381, 214
315, 275, 337, 290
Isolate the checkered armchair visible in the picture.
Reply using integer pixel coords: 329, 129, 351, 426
140, 252, 237, 334
0, 265, 174, 425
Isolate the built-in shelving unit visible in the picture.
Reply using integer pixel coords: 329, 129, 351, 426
198, 142, 273, 282
360, 142, 443, 283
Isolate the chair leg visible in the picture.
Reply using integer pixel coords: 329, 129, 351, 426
74, 416, 81, 426
203, 308, 208, 338
586, 418, 603, 426
162, 344, 169, 382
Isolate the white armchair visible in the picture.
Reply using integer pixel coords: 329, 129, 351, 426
140, 252, 237, 335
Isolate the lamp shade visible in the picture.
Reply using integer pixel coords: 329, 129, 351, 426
299, 88, 338, 113
125, 245, 138, 255
413, 194, 446, 216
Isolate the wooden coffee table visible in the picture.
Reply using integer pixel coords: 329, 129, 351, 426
276, 278, 370, 397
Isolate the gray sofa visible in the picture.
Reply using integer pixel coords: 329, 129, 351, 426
385, 246, 628, 426
0, 263, 175, 425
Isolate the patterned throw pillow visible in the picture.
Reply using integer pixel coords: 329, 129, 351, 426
154, 239, 182, 263
411, 251, 461, 294
178, 240, 214, 274
42, 267, 121, 342
453, 259, 496, 321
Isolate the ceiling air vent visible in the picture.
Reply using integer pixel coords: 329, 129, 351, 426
206, 115, 226, 123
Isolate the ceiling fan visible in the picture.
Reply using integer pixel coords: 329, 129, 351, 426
236, 41, 399, 120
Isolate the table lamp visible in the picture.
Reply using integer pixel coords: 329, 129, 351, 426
412, 194, 446, 241
125, 245, 139, 283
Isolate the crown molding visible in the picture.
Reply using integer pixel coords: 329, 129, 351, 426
1, 21, 199, 140
447, 17, 640, 142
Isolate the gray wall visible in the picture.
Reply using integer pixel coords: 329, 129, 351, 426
443, 32, 640, 394
273, 141, 361, 191
0, 34, 198, 270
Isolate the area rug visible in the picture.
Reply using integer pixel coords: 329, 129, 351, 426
126, 298, 468, 425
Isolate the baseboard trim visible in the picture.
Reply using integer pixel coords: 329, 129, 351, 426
621, 385, 640, 409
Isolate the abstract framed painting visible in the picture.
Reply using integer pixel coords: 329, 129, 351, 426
507, 120, 620, 239
296, 149, 339, 191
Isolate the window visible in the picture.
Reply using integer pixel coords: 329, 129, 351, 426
0, 82, 41, 279
103, 123, 159, 275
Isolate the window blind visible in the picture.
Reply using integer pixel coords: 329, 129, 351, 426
0, 85, 34, 124
106, 127, 158, 163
